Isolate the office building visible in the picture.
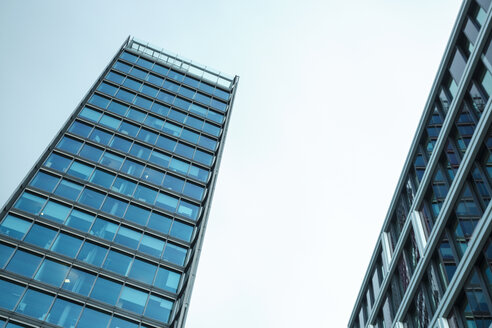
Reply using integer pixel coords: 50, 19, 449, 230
348, 1, 492, 327
0, 37, 238, 328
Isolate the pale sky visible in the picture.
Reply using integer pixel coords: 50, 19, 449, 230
0, 1, 461, 327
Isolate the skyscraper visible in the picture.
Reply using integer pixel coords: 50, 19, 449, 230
349, 1, 492, 327
0, 37, 238, 328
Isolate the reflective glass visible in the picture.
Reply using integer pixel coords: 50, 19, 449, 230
67, 161, 93, 180
15, 288, 54, 320
0, 279, 25, 310
78, 188, 106, 209
142, 167, 165, 185
189, 165, 209, 182
41, 201, 71, 223
14, 192, 46, 215
194, 149, 213, 166
144, 115, 164, 130
121, 159, 144, 178
34, 259, 69, 286
177, 200, 199, 220
103, 250, 132, 276
30, 171, 59, 192
169, 158, 189, 175
51, 233, 83, 257
79, 144, 104, 162
156, 135, 176, 152
147, 212, 172, 234
90, 169, 115, 189
135, 95, 153, 109
114, 226, 141, 249
124, 204, 150, 226
163, 243, 187, 266
149, 150, 171, 168
62, 268, 96, 296
111, 177, 136, 196
68, 121, 93, 138
76, 307, 111, 328
24, 224, 57, 249
65, 209, 94, 232
183, 182, 204, 200
170, 221, 193, 242
88, 94, 110, 109
175, 143, 194, 158
77, 241, 108, 267
108, 100, 129, 116
106, 71, 125, 84
137, 128, 158, 144
154, 267, 180, 293
109, 317, 139, 328
116, 89, 135, 103
126, 108, 146, 122
128, 258, 156, 285
46, 297, 83, 328
100, 152, 124, 170
145, 295, 172, 323
90, 218, 117, 240
44, 153, 72, 172
57, 137, 83, 154
129, 143, 151, 161
54, 180, 83, 201
138, 235, 164, 258
117, 286, 147, 313
0, 243, 15, 268
79, 107, 103, 121
101, 196, 128, 217
151, 102, 169, 116
0, 215, 31, 239
90, 277, 121, 305
89, 128, 112, 145
163, 174, 184, 193
6, 250, 42, 277
110, 135, 132, 153
134, 185, 157, 204
119, 121, 139, 137
155, 193, 178, 212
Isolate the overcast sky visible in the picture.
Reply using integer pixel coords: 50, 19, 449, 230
0, 1, 462, 327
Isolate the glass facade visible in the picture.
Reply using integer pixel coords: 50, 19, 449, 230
0, 37, 238, 328
349, 0, 492, 327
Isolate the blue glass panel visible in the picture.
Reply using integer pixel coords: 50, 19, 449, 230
152, 63, 168, 76
30, 171, 59, 192
65, 209, 94, 232
149, 151, 171, 168
137, 128, 158, 145
134, 185, 157, 204
147, 212, 172, 234
183, 182, 204, 200
90, 168, 115, 189
186, 116, 204, 130
57, 136, 83, 154
194, 92, 210, 106
0, 243, 15, 268
183, 76, 199, 88
134, 95, 153, 109
141, 85, 158, 98
114, 61, 131, 73
203, 122, 220, 137
107, 100, 129, 116
44, 153, 72, 172
121, 159, 144, 178
14, 192, 46, 215
117, 286, 147, 314
111, 177, 136, 196
0, 279, 25, 310
136, 57, 153, 69
150, 102, 170, 116
120, 52, 137, 62
129, 143, 151, 161
24, 224, 57, 249
41, 201, 71, 223
163, 243, 187, 266
147, 74, 163, 86
106, 71, 125, 84
79, 144, 104, 162
77, 241, 108, 267
51, 233, 83, 257
155, 193, 178, 212
163, 122, 182, 137
118, 121, 139, 137
162, 175, 184, 193
78, 188, 106, 209
54, 180, 83, 201
67, 161, 93, 180
103, 250, 132, 276
157, 91, 175, 104
123, 78, 142, 91
128, 258, 156, 285
126, 108, 146, 122
97, 82, 118, 96
68, 121, 93, 138
142, 167, 165, 185
115, 89, 135, 103
129, 67, 147, 80
178, 86, 195, 99
0, 215, 31, 239
181, 129, 199, 144
162, 80, 179, 92
207, 109, 223, 123
145, 295, 172, 323
91, 277, 121, 305
169, 158, 189, 175
15, 288, 54, 320
168, 109, 186, 123
189, 103, 207, 117
6, 250, 42, 277
168, 70, 184, 81
79, 108, 102, 123
156, 135, 176, 152
189, 165, 209, 182
62, 268, 96, 296
101, 196, 128, 217
89, 128, 112, 146
88, 94, 110, 109
170, 221, 193, 242
90, 218, 117, 240
34, 259, 69, 286
194, 149, 213, 166
178, 200, 200, 221
109, 317, 139, 328
77, 307, 111, 328
198, 135, 217, 150
210, 99, 227, 112
138, 235, 164, 258
154, 267, 180, 293
213, 88, 229, 100
100, 114, 121, 130
46, 297, 83, 328
114, 226, 141, 249
100, 152, 124, 170
124, 204, 150, 226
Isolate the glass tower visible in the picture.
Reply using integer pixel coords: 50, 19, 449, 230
0, 37, 238, 328
348, 0, 492, 327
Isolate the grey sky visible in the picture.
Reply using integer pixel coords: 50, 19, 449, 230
0, 1, 461, 327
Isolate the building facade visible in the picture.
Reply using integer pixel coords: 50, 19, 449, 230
348, 1, 492, 328
0, 37, 238, 328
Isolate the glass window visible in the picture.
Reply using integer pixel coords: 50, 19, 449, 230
151, 102, 170, 116
203, 122, 220, 137
67, 161, 93, 180
90, 169, 115, 189
134, 185, 158, 204
129, 143, 151, 161
178, 200, 200, 221
57, 136, 82, 154
169, 158, 189, 175
24, 224, 57, 249
141, 85, 158, 98
6, 250, 42, 277
88, 94, 110, 109
46, 297, 83, 328
194, 92, 210, 105
136, 57, 153, 69
78, 188, 106, 209
106, 71, 125, 84
138, 235, 164, 258
15, 288, 54, 320
100, 152, 124, 170
134, 95, 153, 109
129, 66, 147, 80
109, 316, 139, 328
128, 258, 156, 285
121, 159, 144, 178
147, 212, 172, 234
79, 107, 103, 122
108, 100, 129, 116
34, 259, 69, 286
112, 177, 137, 196
163, 174, 184, 193
65, 209, 94, 232
14, 192, 46, 215
163, 122, 182, 137
137, 128, 158, 145
89, 128, 112, 146
181, 129, 199, 144
62, 268, 96, 296
211, 99, 227, 112
168, 109, 186, 123
142, 167, 165, 185
0, 215, 31, 239
114, 226, 141, 249
147, 73, 163, 86
116, 89, 135, 103
170, 221, 193, 242
110, 135, 132, 153
54, 179, 83, 201
154, 267, 180, 293
103, 250, 132, 276
79, 144, 104, 162
77, 241, 108, 267
163, 243, 187, 266
101, 196, 128, 217
76, 307, 111, 328
51, 233, 83, 258
126, 108, 146, 123
145, 295, 173, 323
68, 121, 93, 138
41, 201, 71, 223
0, 279, 25, 310
90, 218, 117, 240
30, 171, 59, 192
114, 60, 132, 73
207, 110, 224, 124
156, 135, 176, 152
194, 149, 213, 166
97, 82, 118, 96
123, 77, 142, 91
0, 243, 15, 268
44, 153, 72, 172
183, 182, 204, 200
189, 103, 207, 117
155, 193, 178, 212
144, 115, 165, 130
118, 121, 139, 137
158, 91, 174, 104
198, 135, 217, 150
117, 286, 147, 314
124, 204, 150, 226
90, 277, 121, 305
149, 150, 171, 168
152, 63, 168, 76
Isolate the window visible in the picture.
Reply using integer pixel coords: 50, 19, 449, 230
124, 204, 150, 226
62, 268, 96, 296
54, 179, 83, 201
117, 286, 147, 313
155, 193, 178, 212
103, 250, 132, 276
108, 100, 129, 116
119, 121, 139, 137
88, 94, 110, 109
147, 212, 172, 234
163, 243, 187, 266
40, 201, 71, 223
128, 259, 156, 285
100, 152, 124, 170
0, 279, 25, 310
14, 192, 46, 215
65, 209, 94, 232
90, 218, 118, 240
145, 295, 173, 323
121, 159, 144, 178
57, 136, 83, 154
30, 171, 59, 192
0, 243, 15, 268
139, 235, 165, 258
110, 135, 132, 153
101, 196, 128, 217
6, 250, 42, 277
154, 267, 180, 293
51, 233, 83, 257
76, 307, 111, 328
78, 188, 106, 209
90, 277, 121, 305
46, 298, 83, 328
89, 128, 112, 146
142, 167, 165, 185
111, 177, 137, 196
67, 161, 94, 180
69, 120, 93, 138
177, 200, 200, 220
149, 151, 171, 168
44, 153, 72, 172
114, 226, 141, 249
183, 182, 204, 200
0, 215, 31, 239
34, 259, 69, 286
163, 174, 184, 193
24, 224, 57, 249
129, 143, 151, 161
79, 144, 104, 162
170, 221, 193, 242
15, 288, 54, 320
90, 168, 116, 189
134, 185, 158, 204
77, 241, 108, 267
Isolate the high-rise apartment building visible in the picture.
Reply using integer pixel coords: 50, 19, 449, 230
0, 37, 238, 328
349, 1, 492, 327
